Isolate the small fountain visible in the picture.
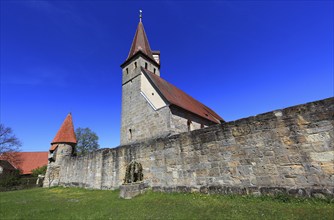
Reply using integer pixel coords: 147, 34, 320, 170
119, 159, 147, 199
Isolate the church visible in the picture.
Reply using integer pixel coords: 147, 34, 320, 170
47, 14, 224, 149
43, 14, 333, 199
120, 14, 224, 145
45, 14, 224, 184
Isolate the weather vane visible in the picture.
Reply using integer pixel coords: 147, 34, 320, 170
139, 10, 142, 22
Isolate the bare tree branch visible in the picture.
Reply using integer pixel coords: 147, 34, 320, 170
0, 124, 22, 168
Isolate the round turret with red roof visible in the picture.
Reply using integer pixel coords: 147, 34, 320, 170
48, 113, 77, 163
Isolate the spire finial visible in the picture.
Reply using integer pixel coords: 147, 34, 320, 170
139, 9, 142, 22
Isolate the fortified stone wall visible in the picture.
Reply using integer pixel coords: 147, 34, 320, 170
56, 97, 333, 197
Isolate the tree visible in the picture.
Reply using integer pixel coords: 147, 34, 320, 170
0, 124, 22, 168
75, 127, 99, 156
0, 124, 22, 154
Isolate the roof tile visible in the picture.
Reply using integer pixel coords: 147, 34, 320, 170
0, 152, 48, 175
142, 67, 224, 124
127, 21, 154, 62
51, 113, 77, 144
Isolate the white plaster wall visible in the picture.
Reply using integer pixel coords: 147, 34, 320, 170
140, 73, 167, 110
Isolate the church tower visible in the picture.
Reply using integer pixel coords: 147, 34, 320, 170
121, 11, 160, 78
44, 113, 77, 187
119, 12, 223, 145
120, 12, 168, 145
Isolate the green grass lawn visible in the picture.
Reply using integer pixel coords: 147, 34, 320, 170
0, 187, 333, 220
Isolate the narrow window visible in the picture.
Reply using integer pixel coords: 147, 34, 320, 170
126, 68, 128, 74
135, 62, 137, 68
187, 120, 191, 132
153, 68, 156, 74
129, 129, 132, 140
145, 62, 148, 69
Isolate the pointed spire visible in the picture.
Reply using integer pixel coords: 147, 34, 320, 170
126, 15, 155, 62
51, 113, 77, 144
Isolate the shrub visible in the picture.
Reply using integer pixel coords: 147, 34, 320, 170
31, 165, 47, 177
0, 169, 20, 187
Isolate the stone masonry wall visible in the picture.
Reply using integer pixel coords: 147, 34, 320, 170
170, 106, 217, 133
120, 61, 171, 145
44, 143, 73, 187
56, 97, 334, 197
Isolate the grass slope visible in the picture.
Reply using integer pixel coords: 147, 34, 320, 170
0, 187, 333, 219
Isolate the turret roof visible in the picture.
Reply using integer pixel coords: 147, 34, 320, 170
51, 113, 77, 145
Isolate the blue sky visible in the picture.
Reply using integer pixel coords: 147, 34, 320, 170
1, 1, 333, 152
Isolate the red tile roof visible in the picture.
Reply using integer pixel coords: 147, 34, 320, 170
142, 67, 224, 124
126, 21, 156, 63
0, 152, 48, 175
51, 113, 77, 145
